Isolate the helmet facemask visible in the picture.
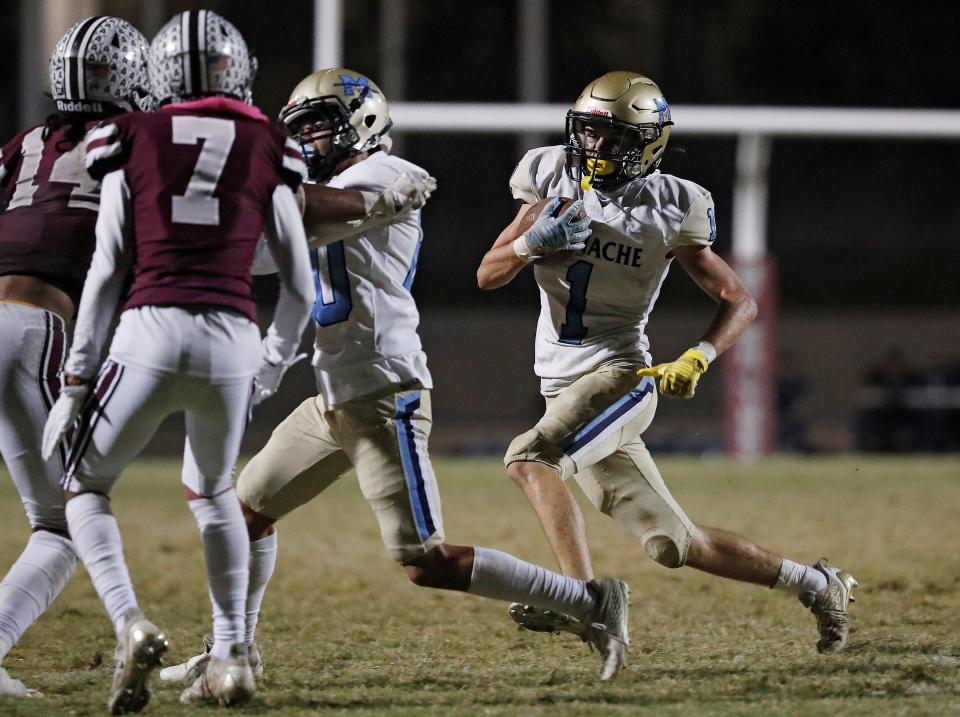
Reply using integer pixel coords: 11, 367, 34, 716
283, 97, 362, 182
565, 112, 669, 191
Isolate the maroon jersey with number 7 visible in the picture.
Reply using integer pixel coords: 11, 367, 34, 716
84, 97, 307, 321
0, 121, 102, 304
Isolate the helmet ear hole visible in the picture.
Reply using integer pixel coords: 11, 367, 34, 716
364, 114, 376, 128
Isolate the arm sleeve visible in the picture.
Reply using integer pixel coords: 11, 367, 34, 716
64, 170, 133, 378
250, 233, 279, 276
259, 183, 314, 364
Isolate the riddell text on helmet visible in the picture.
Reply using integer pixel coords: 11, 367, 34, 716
56, 100, 105, 113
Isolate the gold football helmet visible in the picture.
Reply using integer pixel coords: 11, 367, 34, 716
565, 71, 673, 191
278, 68, 392, 181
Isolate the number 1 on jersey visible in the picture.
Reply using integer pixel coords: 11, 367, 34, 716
558, 259, 593, 345
7, 127, 99, 211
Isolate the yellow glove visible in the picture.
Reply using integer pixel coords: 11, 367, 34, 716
637, 348, 709, 399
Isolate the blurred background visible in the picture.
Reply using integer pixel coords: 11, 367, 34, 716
4, 0, 958, 459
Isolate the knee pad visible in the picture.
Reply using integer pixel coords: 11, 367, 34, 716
641, 530, 687, 569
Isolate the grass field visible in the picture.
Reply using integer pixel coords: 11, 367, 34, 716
0, 456, 959, 716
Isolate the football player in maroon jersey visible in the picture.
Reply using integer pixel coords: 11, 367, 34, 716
0, 16, 151, 699
39, 10, 313, 711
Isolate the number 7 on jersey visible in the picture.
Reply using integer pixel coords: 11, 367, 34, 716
171, 116, 235, 226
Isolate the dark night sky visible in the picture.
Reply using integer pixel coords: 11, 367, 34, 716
4, 1, 958, 310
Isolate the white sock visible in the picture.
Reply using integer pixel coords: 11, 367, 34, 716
188, 492, 249, 659
775, 558, 828, 594
65, 493, 138, 633
245, 532, 277, 646
0, 531, 77, 661
467, 547, 595, 619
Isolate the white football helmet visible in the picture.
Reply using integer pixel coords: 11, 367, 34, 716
565, 71, 674, 191
149, 10, 257, 105
48, 16, 152, 115
278, 68, 392, 181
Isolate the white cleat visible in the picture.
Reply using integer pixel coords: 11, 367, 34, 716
158, 634, 211, 684
582, 578, 630, 681
107, 608, 168, 715
800, 558, 859, 654
509, 578, 630, 681
160, 634, 263, 683
508, 603, 588, 637
180, 642, 255, 707
0, 667, 41, 698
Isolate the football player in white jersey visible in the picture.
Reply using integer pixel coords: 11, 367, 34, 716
162, 68, 631, 684
478, 72, 858, 654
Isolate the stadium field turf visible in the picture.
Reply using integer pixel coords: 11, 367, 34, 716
1, 456, 958, 716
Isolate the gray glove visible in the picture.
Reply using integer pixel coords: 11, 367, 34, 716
516, 198, 591, 259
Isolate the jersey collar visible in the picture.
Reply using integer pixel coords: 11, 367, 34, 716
162, 97, 269, 123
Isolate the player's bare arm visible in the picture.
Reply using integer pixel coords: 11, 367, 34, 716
476, 202, 533, 289
638, 245, 757, 399
297, 172, 436, 250
301, 182, 367, 224
673, 244, 758, 355
479, 197, 590, 290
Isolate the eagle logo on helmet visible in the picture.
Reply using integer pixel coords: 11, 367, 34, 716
653, 97, 671, 124
334, 75, 374, 97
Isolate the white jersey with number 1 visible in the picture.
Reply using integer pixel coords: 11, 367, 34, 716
510, 145, 717, 397
311, 151, 433, 405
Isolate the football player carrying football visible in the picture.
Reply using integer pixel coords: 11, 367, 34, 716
163, 68, 630, 685
40, 10, 314, 712
0, 16, 151, 698
478, 72, 857, 655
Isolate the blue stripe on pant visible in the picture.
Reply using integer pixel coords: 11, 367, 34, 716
394, 391, 437, 543
559, 376, 655, 456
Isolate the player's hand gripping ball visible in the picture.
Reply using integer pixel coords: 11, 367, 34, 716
516, 197, 591, 258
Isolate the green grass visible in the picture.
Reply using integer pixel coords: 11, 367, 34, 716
1, 456, 959, 715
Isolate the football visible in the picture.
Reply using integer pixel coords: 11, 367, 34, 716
518, 196, 585, 234
516, 197, 588, 264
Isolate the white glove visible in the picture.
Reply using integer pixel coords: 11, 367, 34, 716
253, 352, 308, 406
361, 172, 437, 221
41, 384, 89, 460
